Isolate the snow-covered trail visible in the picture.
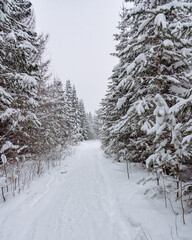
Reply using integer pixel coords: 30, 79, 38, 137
0, 141, 136, 240
0, 141, 191, 240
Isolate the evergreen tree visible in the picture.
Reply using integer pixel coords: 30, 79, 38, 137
101, 0, 192, 172
44, 79, 70, 148
0, 0, 40, 161
92, 111, 100, 139
71, 85, 82, 141
65, 80, 79, 143
78, 100, 89, 141
86, 113, 95, 140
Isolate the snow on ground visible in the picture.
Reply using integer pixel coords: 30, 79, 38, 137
0, 141, 191, 240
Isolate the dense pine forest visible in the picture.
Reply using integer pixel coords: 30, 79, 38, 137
0, 0, 99, 200
100, 0, 192, 223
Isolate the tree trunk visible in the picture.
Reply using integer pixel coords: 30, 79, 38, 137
157, 35, 162, 94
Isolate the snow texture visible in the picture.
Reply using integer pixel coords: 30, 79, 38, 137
0, 141, 191, 240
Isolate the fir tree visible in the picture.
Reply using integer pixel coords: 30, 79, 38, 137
65, 80, 79, 143
0, 0, 40, 161
101, 0, 192, 172
45, 79, 70, 148
78, 100, 89, 141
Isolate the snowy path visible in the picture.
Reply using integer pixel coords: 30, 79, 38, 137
0, 141, 191, 240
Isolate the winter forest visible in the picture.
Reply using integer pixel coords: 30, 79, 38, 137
0, 0, 99, 196
0, 0, 192, 239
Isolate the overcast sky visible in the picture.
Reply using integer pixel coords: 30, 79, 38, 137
31, 0, 131, 113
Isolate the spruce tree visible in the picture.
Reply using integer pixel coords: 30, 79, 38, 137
100, 5, 145, 161
101, 0, 192, 172
78, 100, 89, 141
65, 80, 79, 143
0, 0, 40, 161
45, 79, 70, 148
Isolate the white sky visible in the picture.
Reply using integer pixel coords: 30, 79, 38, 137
31, 0, 131, 113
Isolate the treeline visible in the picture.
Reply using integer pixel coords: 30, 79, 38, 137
99, 0, 192, 215
0, 0, 98, 197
